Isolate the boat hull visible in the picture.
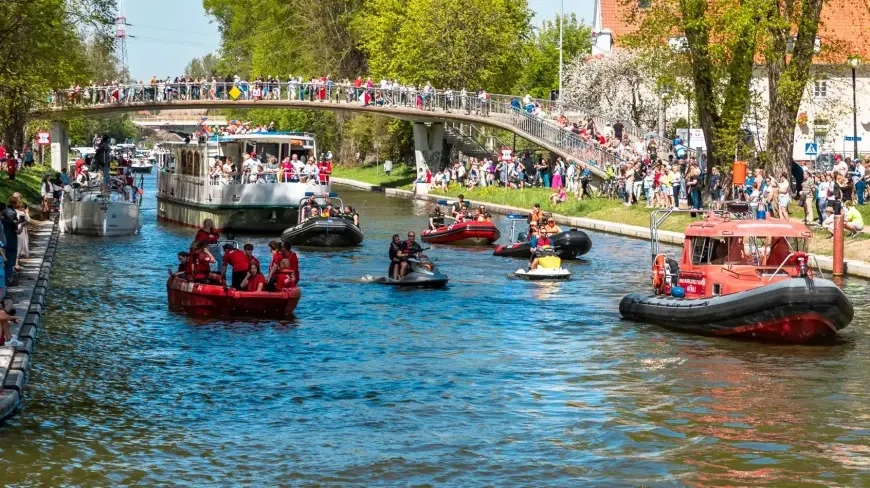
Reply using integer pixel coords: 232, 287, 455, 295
494, 230, 592, 259
166, 276, 301, 319
281, 217, 364, 248
371, 271, 449, 289
61, 200, 141, 236
619, 278, 853, 343
421, 221, 501, 245
157, 197, 299, 233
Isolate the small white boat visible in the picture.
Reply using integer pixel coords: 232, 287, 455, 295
60, 180, 142, 237
131, 158, 154, 174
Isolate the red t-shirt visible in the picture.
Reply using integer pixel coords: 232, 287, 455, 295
246, 274, 267, 292
75, 158, 85, 177
223, 249, 249, 271
187, 250, 213, 280
273, 270, 296, 290
195, 229, 219, 244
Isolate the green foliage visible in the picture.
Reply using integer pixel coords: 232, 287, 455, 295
185, 53, 221, 79
355, 0, 532, 92
332, 163, 417, 188
514, 14, 591, 99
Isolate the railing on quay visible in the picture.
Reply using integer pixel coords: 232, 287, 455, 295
47, 82, 638, 178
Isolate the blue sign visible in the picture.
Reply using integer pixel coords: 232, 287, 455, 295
804, 143, 818, 156
845, 136, 863, 142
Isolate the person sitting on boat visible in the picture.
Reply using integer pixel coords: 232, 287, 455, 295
308, 207, 322, 220
389, 234, 405, 279
177, 251, 188, 272
240, 262, 267, 292
322, 203, 334, 218
543, 218, 562, 235
343, 206, 360, 227
484, 212, 492, 222
529, 203, 544, 226
186, 241, 217, 283
194, 219, 220, 244
455, 210, 467, 223
429, 207, 445, 230
221, 243, 251, 289
529, 229, 553, 270
451, 194, 466, 217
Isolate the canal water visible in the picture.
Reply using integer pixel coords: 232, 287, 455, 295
0, 179, 867, 486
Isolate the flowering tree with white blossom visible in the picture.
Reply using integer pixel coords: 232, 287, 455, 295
562, 51, 660, 132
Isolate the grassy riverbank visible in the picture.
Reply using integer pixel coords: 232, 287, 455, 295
0, 164, 52, 209
332, 164, 416, 188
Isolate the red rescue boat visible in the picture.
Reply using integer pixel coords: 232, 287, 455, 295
167, 275, 301, 319
421, 220, 501, 245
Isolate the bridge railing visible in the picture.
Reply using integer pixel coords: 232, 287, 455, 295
48, 83, 637, 176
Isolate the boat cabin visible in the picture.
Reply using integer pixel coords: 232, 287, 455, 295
298, 192, 345, 223
668, 216, 814, 298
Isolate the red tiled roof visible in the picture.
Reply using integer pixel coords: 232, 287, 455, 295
600, 0, 870, 62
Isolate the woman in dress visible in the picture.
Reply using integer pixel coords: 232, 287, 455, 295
16, 199, 29, 259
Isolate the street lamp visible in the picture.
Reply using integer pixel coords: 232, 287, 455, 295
559, 0, 565, 111
849, 57, 861, 160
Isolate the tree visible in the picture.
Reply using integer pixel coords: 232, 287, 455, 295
185, 53, 221, 79
355, 0, 532, 92
563, 51, 660, 131
514, 14, 591, 99
0, 0, 115, 149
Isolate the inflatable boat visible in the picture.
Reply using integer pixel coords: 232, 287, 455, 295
421, 220, 500, 245
620, 278, 852, 342
619, 207, 853, 343
281, 193, 363, 248
167, 275, 301, 319
495, 230, 592, 259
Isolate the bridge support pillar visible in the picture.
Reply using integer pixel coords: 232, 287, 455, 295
413, 122, 444, 172
50, 120, 69, 172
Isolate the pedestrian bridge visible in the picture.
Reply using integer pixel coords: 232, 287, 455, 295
35, 83, 632, 181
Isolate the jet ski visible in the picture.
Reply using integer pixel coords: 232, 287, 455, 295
514, 250, 571, 281
370, 254, 448, 289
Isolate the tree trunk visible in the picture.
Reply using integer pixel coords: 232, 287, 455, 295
764, 0, 825, 179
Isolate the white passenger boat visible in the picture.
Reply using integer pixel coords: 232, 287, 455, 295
60, 180, 142, 237
131, 158, 154, 174
156, 132, 329, 233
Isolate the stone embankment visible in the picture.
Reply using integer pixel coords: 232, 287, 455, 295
0, 218, 58, 422
332, 178, 870, 279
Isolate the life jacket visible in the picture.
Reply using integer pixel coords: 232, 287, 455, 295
187, 250, 211, 281
273, 269, 295, 289
195, 228, 219, 244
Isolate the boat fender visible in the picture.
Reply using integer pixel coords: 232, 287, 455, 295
671, 286, 685, 298
652, 254, 666, 293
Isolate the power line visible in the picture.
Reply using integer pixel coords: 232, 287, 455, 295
125, 23, 218, 37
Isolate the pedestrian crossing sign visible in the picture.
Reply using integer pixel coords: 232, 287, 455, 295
804, 142, 818, 156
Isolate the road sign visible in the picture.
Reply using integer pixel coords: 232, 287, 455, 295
844, 136, 863, 142
804, 142, 818, 156
500, 147, 513, 162
36, 132, 50, 145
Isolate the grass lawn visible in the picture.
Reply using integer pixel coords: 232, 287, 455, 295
0, 164, 52, 211
332, 164, 416, 188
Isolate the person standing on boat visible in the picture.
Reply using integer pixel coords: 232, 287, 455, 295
429, 207, 445, 230
194, 219, 220, 244
451, 194, 466, 218
221, 243, 251, 289
186, 241, 217, 283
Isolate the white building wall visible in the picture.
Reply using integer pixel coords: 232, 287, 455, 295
664, 66, 870, 163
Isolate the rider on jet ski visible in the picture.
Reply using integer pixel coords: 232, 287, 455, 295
389, 232, 424, 279
529, 229, 553, 270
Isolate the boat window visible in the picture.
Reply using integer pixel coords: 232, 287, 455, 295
193, 152, 201, 177
691, 237, 718, 264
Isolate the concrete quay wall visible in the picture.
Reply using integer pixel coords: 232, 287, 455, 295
332, 178, 870, 280
0, 218, 59, 422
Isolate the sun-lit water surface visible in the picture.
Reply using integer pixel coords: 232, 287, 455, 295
0, 179, 867, 486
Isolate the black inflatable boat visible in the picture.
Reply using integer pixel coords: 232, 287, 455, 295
281, 217, 364, 248
619, 278, 853, 343
493, 229, 592, 259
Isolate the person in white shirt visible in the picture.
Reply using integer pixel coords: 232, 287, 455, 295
290, 154, 304, 174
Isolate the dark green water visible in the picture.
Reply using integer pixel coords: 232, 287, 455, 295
0, 180, 867, 486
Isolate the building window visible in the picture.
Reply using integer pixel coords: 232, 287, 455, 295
813, 81, 827, 98
638, 0, 651, 7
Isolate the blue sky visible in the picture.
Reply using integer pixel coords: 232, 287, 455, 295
125, 0, 596, 81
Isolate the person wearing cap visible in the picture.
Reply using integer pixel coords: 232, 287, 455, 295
221, 243, 252, 289
543, 218, 562, 235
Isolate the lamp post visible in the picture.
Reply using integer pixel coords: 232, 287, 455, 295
687, 91, 692, 150
849, 57, 860, 160
559, 0, 568, 111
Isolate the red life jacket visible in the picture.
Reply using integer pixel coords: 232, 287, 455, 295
273, 270, 295, 290
194, 228, 219, 244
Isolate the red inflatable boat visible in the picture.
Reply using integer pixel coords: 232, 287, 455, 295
421, 220, 501, 245
167, 275, 301, 319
